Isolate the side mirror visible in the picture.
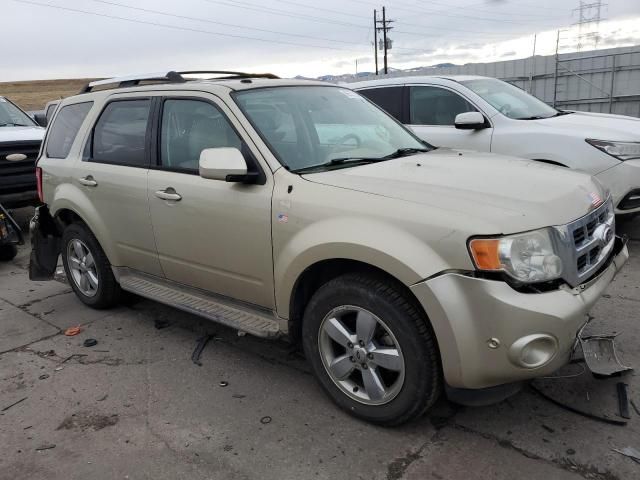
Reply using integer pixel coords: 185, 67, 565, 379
454, 112, 487, 130
34, 113, 48, 127
199, 147, 253, 182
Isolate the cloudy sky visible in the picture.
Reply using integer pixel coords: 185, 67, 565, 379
2, 0, 640, 80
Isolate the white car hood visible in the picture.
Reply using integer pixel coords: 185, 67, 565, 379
0, 125, 45, 143
303, 148, 606, 232
532, 111, 640, 141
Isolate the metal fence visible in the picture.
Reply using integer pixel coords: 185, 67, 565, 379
352, 45, 640, 118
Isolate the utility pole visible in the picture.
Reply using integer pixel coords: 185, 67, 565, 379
528, 34, 537, 94
373, 9, 378, 75
374, 6, 394, 75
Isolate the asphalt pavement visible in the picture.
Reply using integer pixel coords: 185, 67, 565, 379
1, 207, 639, 480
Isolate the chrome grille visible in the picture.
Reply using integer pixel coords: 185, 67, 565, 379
553, 198, 615, 287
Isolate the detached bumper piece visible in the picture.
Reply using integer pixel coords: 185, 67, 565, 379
28, 205, 61, 281
579, 333, 633, 377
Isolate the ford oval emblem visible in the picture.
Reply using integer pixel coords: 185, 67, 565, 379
5, 153, 27, 162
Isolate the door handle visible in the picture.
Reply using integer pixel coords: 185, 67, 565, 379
78, 176, 98, 187
154, 188, 182, 201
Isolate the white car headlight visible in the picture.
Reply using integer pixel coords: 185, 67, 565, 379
469, 228, 563, 283
586, 139, 640, 161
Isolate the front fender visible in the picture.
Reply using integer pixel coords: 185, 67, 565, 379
274, 216, 451, 318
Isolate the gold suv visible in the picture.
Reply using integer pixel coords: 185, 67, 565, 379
30, 71, 628, 425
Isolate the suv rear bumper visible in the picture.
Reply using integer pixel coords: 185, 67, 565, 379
411, 237, 629, 390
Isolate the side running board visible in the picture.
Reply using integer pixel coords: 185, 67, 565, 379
116, 270, 280, 338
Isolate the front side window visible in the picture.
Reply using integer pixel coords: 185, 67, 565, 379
234, 86, 427, 172
460, 78, 558, 120
46, 102, 93, 159
0, 97, 37, 127
409, 86, 477, 126
91, 99, 151, 167
358, 87, 403, 120
160, 99, 242, 171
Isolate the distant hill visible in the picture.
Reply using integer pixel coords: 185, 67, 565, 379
0, 78, 96, 111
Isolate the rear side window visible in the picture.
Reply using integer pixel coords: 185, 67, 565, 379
409, 86, 476, 126
46, 102, 93, 159
358, 87, 403, 121
45, 103, 58, 121
91, 99, 151, 167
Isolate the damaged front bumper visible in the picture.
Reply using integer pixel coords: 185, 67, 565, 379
0, 203, 24, 247
411, 236, 629, 390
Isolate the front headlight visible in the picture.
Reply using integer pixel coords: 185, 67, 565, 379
468, 228, 563, 283
586, 139, 640, 161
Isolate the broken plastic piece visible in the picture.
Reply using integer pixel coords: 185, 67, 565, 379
191, 335, 212, 366
617, 383, 631, 419
612, 447, 640, 464
64, 326, 82, 336
579, 334, 632, 376
83, 338, 98, 347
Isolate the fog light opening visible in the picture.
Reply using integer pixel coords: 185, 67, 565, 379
509, 334, 558, 369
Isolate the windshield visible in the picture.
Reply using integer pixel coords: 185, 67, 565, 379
233, 86, 429, 172
460, 78, 558, 120
0, 97, 37, 127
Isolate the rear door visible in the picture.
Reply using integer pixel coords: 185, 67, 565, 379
73, 95, 162, 276
147, 93, 274, 308
406, 85, 492, 151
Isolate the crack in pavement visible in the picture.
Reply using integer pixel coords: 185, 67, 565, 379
449, 423, 621, 480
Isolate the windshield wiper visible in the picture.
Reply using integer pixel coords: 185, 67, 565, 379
381, 147, 430, 159
293, 147, 430, 174
515, 115, 549, 120
0, 122, 32, 127
293, 157, 384, 174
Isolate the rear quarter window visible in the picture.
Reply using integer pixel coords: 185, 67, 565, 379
357, 86, 403, 121
46, 102, 93, 159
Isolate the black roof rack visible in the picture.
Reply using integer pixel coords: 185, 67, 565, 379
79, 70, 280, 93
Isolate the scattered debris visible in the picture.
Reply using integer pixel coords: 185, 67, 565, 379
2, 397, 27, 412
38, 374, 49, 380
154, 318, 171, 330
232, 394, 246, 399
541, 424, 555, 434
83, 338, 98, 347
57, 412, 119, 432
35, 444, 56, 451
219, 381, 229, 387
23, 426, 32, 430
191, 335, 212, 366
260, 416, 272, 424
579, 334, 633, 376
530, 383, 627, 426
617, 383, 631, 419
237, 330, 247, 337
631, 399, 640, 416
97, 394, 108, 402
612, 447, 640, 465
64, 325, 82, 336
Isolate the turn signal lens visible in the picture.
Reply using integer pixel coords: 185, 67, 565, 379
469, 239, 501, 270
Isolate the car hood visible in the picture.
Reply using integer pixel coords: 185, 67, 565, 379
0, 125, 45, 143
302, 148, 606, 233
531, 111, 639, 140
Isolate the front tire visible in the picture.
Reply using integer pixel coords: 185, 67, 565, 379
302, 273, 441, 426
61, 222, 121, 309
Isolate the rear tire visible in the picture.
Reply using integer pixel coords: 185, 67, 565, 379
61, 223, 121, 309
0, 244, 18, 262
302, 273, 441, 426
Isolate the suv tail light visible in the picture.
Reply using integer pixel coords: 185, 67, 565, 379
36, 167, 43, 202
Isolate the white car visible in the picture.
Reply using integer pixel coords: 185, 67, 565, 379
350, 75, 640, 215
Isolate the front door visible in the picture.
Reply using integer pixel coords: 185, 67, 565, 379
406, 85, 492, 152
147, 94, 274, 308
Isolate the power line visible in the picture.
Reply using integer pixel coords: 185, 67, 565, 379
82, 0, 358, 45
11, 0, 354, 51
392, 0, 567, 19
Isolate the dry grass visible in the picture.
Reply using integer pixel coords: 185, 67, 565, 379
0, 78, 97, 111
